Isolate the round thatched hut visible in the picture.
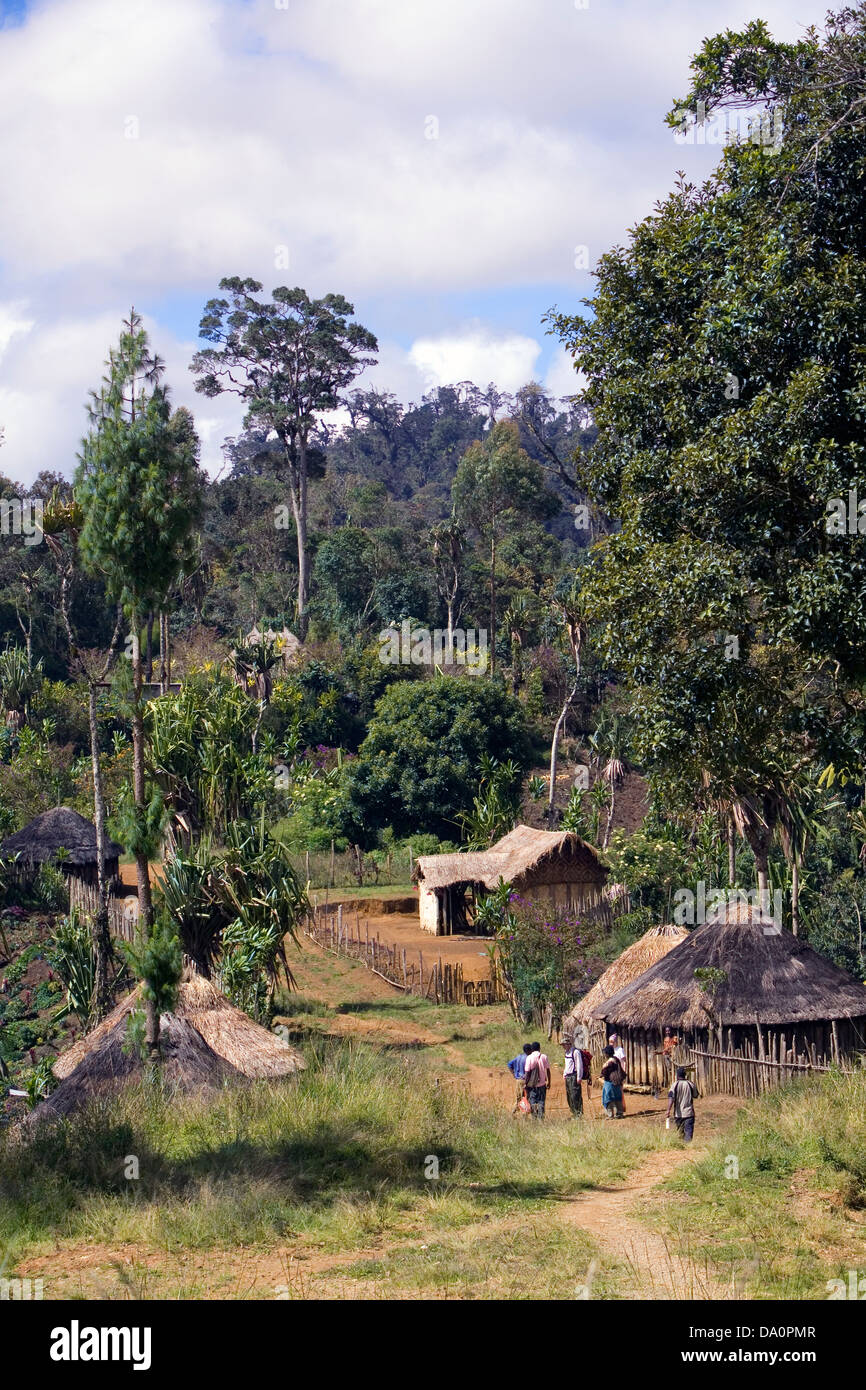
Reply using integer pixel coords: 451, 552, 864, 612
593, 902, 866, 1096
562, 923, 689, 1082
34, 973, 305, 1118
0, 806, 123, 916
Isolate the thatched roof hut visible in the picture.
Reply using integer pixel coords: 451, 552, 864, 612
0, 806, 123, 870
562, 923, 688, 1048
593, 901, 866, 1095
35, 973, 304, 1119
0, 807, 125, 919
414, 824, 608, 935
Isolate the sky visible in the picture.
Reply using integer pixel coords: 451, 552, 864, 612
0, 0, 833, 483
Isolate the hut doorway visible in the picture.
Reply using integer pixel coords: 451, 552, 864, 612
438, 883, 476, 935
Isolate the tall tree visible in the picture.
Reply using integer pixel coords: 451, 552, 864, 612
452, 420, 558, 674
548, 7, 866, 892
42, 489, 124, 1019
75, 311, 203, 1053
191, 279, 377, 639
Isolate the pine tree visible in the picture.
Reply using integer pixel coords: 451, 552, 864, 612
75, 311, 203, 1053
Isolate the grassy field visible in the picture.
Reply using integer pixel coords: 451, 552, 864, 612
642, 1070, 866, 1299
0, 1043, 658, 1299
4, 928, 866, 1299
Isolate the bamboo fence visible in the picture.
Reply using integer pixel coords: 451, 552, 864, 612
303, 902, 506, 1007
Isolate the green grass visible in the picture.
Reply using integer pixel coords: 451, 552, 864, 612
0, 1039, 657, 1295
642, 1070, 866, 1298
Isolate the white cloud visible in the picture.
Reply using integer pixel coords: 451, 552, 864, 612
0, 0, 833, 481
544, 346, 586, 401
409, 327, 541, 394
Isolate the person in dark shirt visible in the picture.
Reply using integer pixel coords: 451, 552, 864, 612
507, 1042, 533, 1113
600, 1045, 626, 1118
667, 1066, 699, 1141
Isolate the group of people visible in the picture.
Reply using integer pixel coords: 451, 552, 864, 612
506, 1029, 699, 1140
507, 1037, 596, 1119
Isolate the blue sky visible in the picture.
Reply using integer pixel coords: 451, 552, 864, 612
0, 0, 832, 481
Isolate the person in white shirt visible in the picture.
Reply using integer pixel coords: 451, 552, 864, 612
563, 1040, 588, 1116
523, 1042, 550, 1118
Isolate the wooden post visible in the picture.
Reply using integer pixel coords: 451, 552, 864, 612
402, 947, 407, 985
329, 839, 335, 888
337, 904, 343, 951
831, 1018, 840, 1065
305, 849, 310, 883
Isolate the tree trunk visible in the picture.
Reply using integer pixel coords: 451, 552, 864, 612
293, 439, 310, 641
145, 612, 154, 682
88, 683, 114, 1021
727, 813, 736, 887
130, 628, 154, 935
602, 783, 616, 849
754, 849, 770, 907
489, 532, 496, 675
511, 637, 521, 696
791, 857, 799, 937
548, 679, 579, 825
145, 997, 160, 1063
742, 808, 775, 915
158, 610, 168, 695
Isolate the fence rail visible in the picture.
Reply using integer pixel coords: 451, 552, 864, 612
304, 903, 506, 1007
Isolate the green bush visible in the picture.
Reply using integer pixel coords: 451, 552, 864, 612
33, 864, 68, 912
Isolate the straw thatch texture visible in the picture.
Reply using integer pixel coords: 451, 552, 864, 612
563, 923, 689, 1033
0, 806, 123, 868
38, 974, 304, 1119
414, 824, 605, 891
596, 901, 866, 1029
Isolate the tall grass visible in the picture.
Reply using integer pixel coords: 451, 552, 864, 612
0, 1040, 655, 1271
646, 1070, 866, 1298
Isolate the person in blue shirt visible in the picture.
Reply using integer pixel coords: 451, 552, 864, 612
507, 1042, 534, 1113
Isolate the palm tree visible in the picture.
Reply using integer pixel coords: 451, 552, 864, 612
503, 592, 534, 696
430, 514, 466, 656
0, 645, 42, 732
598, 714, 631, 849
230, 633, 282, 751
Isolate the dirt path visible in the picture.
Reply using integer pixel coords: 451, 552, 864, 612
563, 1145, 732, 1300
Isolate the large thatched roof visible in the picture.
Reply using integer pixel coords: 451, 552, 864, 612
595, 901, 866, 1030
36, 974, 304, 1118
0, 807, 123, 868
563, 923, 689, 1032
414, 824, 606, 892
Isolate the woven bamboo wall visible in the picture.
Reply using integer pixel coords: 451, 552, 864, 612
611, 1019, 866, 1095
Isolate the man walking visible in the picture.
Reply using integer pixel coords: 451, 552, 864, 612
507, 1042, 533, 1113
667, 1066, 699, 1142
563, 1038, 589, 1116
524, 1040, 550, 1118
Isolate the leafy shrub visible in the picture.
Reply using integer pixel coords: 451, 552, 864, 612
49, 910, 97, 1024
33, 863, 68, 912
